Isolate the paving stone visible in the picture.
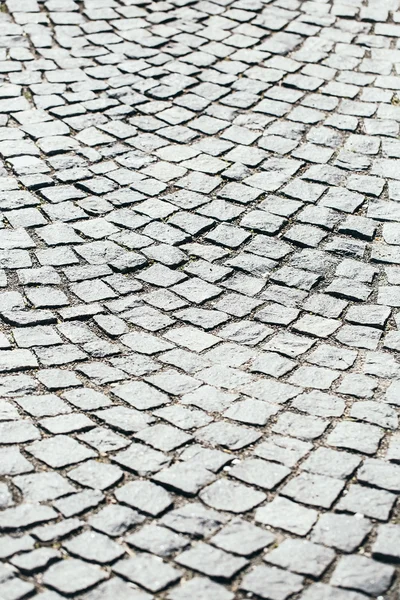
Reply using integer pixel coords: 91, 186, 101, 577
371, 523, 400, 561
293, 314, 340, 338
43, 559, 107, 595
32, 519, 83, 544
115, 481, 173, 517
126, 524, 188, 558
113, 555, 181, 593
327, 422, 384, 455
0, 349, 38, 373
255, 496, 318, 536
112, 442, 169, 476
350, 401, 398, 429
13, 472, 74, 503
264, 539, 335, 578
345, 304, 391, 329
336, 481, 396, 521
210, 518, 275, 556
357, 458, 400, 492
160, 502, 228, 538
63, 531, 124, 565
363, 351, 400, 379
301, 447, 360, 479
134, 423, 193, 452
230, 458, 290, 491
200, 476, 266, 514
94, 406, 154, 434
10, 547, 61, 574
26, 435, 96, 468
272, 413, 328, 441
253, 436, 312, 469
0, 448, 33, 476
112, 381, 169, 411
337, 374, 378, 399
157, 350, 211, 377
67, 460, 123, 491
0, 535, 35, 560
224, 399, 279, 426
53, 491, 104, 521
240, 565, 304, 600
250, 352, 296, 378
196, 421, 261, 450
153, 461, 215, 496
62, 389, 112, 411
0, 420, 41, 444
175, 542, 248, 580
263, 332, 314, 357
311, 513, 373, 552
256, 303, 299, 326
330, 555, 395, 596
0, 503, 58, 531
288, 365, 340, 390
281, 472, 345, 509
292, 391, 345, 418
37, 369, 82, 390
88, 504, 144, 538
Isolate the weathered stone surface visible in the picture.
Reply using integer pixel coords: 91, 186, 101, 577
330, 556, 395, 596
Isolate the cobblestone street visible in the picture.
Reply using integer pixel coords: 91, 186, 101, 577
1, 0, 400, 597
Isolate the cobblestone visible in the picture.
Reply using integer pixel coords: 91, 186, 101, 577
0, 0, 400, 597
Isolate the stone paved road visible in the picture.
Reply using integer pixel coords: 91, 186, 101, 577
1, 0, 400, 598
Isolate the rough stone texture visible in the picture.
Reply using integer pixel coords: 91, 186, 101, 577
0, 0, 400, 597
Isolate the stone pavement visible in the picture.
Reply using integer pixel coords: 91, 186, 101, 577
1, 0, 400, 598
